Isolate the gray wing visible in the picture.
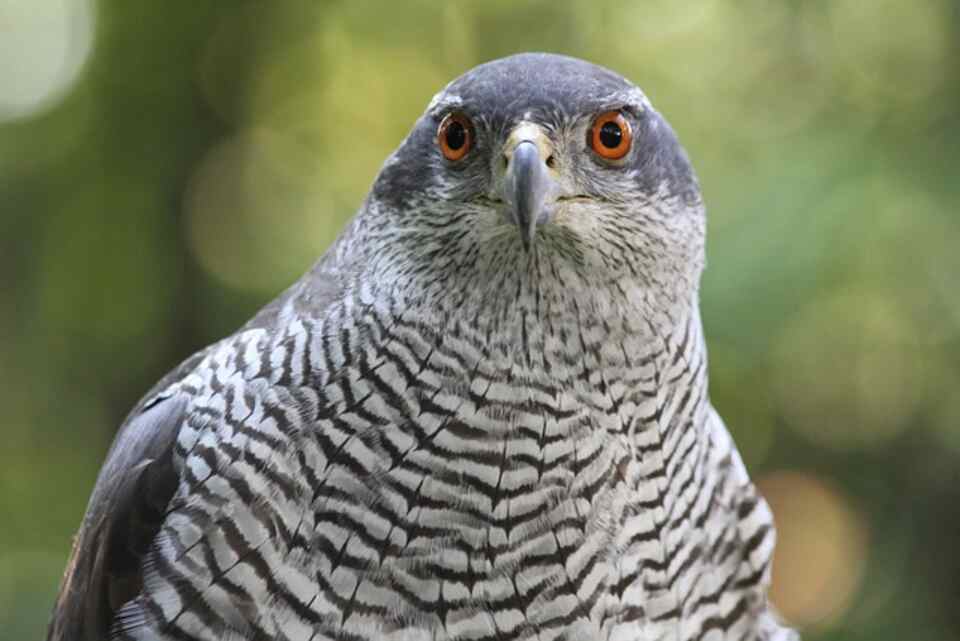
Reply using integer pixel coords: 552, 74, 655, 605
47, 390, 189, 641
47, 246, 347, 641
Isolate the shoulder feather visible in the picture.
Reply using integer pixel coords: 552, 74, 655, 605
47, 393, 188, 641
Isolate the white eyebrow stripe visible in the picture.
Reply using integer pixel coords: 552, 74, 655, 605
427, 92, 465, 117
607, 87, 651, 111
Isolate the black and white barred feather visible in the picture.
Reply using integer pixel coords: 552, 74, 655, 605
49, 53, 797, 641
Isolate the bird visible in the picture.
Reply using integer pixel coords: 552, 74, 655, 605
48, 53, 798, 641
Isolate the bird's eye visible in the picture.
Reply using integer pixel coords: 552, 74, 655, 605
589, 111, 632, 160
438, 113, 474, 161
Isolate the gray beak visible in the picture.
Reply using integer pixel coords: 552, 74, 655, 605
504, 140, 554, 251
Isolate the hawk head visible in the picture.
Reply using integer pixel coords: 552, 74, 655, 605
360, 53, 705, 316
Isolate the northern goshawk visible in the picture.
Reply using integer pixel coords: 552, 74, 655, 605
49, 53, 797, 641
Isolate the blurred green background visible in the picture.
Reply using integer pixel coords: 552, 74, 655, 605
1, 1, 957, 639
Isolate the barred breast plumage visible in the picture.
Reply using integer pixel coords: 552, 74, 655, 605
49, 53, 797, 641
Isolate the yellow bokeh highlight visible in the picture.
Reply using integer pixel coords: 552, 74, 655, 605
760, 471, 869, 628
185, 128, 344, 294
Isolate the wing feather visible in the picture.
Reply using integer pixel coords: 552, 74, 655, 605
47, 393, 188, 641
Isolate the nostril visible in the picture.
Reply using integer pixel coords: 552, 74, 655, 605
545, 154, 557, 169
502, 154, 510, 170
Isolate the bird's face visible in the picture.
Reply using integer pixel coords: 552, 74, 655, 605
368, 54, 706, 307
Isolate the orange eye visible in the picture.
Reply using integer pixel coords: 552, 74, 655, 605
590, 111, 632, 160
437, 113, 474, 161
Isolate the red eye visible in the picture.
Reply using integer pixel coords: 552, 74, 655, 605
437, 113, 474, 161
590, 111, 632, 160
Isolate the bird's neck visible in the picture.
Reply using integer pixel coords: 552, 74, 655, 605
337, 272, 707, 424
312, 283, 713, 587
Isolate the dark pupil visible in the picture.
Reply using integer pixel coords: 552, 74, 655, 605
445, 121, 467, 151
599, 121, 622, 148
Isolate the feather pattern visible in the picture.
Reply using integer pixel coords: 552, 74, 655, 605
49, 53, 797, 641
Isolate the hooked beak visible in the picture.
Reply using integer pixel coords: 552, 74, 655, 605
503, 134, 556, 251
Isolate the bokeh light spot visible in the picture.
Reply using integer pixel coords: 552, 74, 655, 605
0, 0, 95, 122
186, 129, 344, 294
249, 31, 447, 207
759, 471, 869, 628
